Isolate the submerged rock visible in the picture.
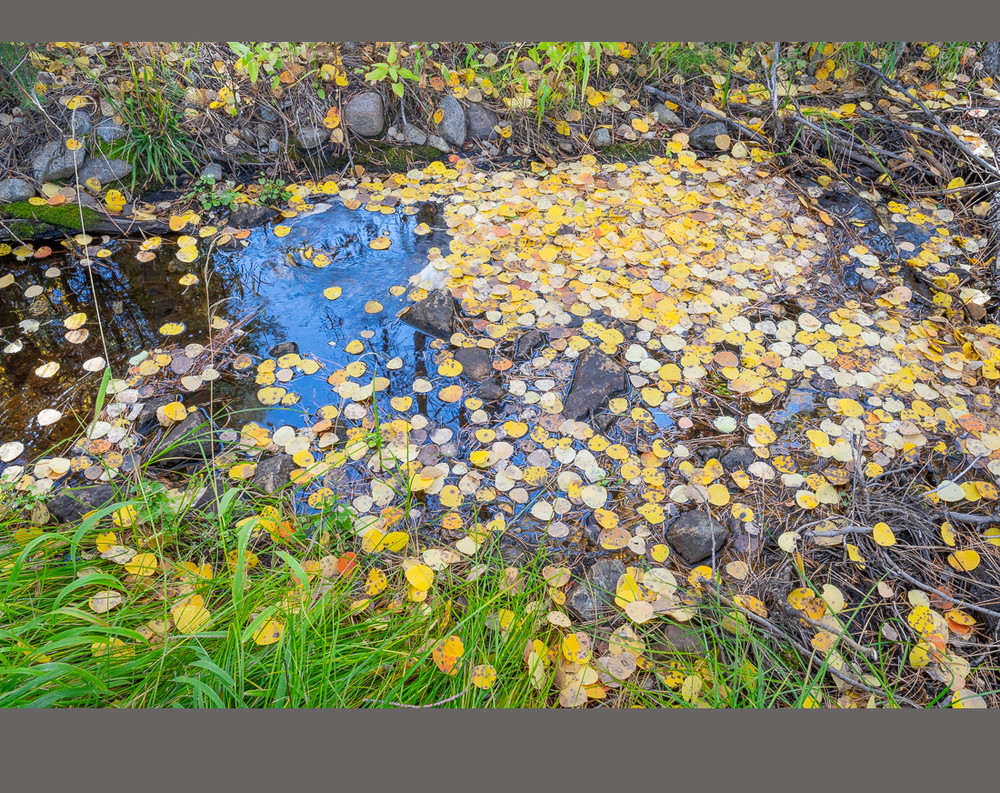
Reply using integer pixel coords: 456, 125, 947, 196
230, 204, 276, 228
562, 347, 627, 421
251, 454, 294, 494
269, 341, 299, 358
148, 409, 222, 468
47, 484, 126, 523
721, 446, 755, 472
515, 329, 546, 360
398, 289, 456, 340
666, 511, 729, 565
133, 394, 178, 437
476, 379, 504, 403
566, 558, 626, 623
455, 346, 493, 381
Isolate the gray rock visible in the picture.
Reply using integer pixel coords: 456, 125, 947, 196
343, 91, 385, 137
562, 347, 627, 421
589, 127, 612, 148
297, 125, 328, 150
68, 109, 92, 136
566, 559, 626, 623
0, 177, 34, 203
78, 157, 132, 184
665, 510, 729, 565
519, 58, 539, 73
200, 163, 223, 182
251, 454, 294, 494
436, 95, 466, 148
403, 123, 427, 146
269, 341, 299, 358
455, 347, 493, 381
398, 288, 456, 340
149, 410, 222, 468
94, 117, 126, 143
230, 204, 276, 228
426, 133, 450, 153
688, 122, 729, 151
74, 193, 103, 212
259, 105, 279, 123
721, 446, 755, 472
476, 379, 504, 403
47, 484, 125, 523
650, 103, 682, 126
466, 103, 499, 141
31, 139, 86, 181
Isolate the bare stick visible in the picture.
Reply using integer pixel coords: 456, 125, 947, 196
643, 85, 770, 146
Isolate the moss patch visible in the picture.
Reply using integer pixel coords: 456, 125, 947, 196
0, 201, 107, 237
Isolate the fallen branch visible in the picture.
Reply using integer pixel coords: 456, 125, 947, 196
853, 60, 1000, 180
643, 85, 770, 147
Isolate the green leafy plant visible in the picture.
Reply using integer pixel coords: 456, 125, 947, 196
255, 176, 292, 207
183, 174, 241, 212
364, 43, 418, 99
228, 42, 286, 91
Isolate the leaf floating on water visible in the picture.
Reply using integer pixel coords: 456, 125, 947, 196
369, 236, 391, 250
176, 245, 198, 263
178, 273, 199, 286
257, 386, 287, 406
0, 442, 25, 463
34, 361, 60, 378
37, 409, 62, 426
273, 225, 291, 237
159, 322, 186, 337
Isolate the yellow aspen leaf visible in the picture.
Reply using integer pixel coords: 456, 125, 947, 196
171, 595, 211, 634
471, 663, 497, 688
948, 550, 981, 572
432, 635, 464, 675
364, 568, 388, 596
872, 522, 896, 547
124, 552, 158, 577
405, 563, 434, 590
253, 618, 284, 646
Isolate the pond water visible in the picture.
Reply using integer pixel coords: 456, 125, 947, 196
0, 201, 459, 467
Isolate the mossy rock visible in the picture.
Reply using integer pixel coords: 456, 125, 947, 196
0, 201, 108, 239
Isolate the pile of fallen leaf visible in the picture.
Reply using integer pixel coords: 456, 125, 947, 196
4, 127, 1000, 706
